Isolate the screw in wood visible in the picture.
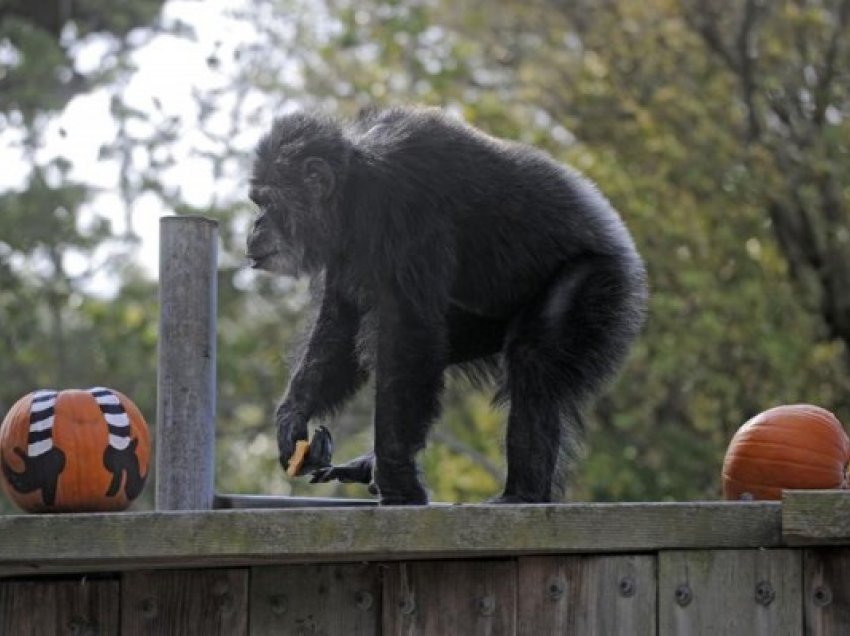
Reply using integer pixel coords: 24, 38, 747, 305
754, 581, 775, 607
674, 584, 693, 607
355, 590, 374, 611
619, 576, 636, 598
217, 594, 236, 617
67, 616, 94, 636
140, 598, 158, 619
477, 595, 496, 616
399, 596, 416, 616
269, 594, 288, 616
548, 579, 565, 601
212, 580, 235, 616
212, 580, 230, 596
813, 586, 833, 607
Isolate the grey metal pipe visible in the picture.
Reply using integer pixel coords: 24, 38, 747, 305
156, 216, 218, 510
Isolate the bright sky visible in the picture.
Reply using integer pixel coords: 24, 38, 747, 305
0, 0, 263, 292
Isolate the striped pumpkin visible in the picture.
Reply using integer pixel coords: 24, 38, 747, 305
0, 388, 150, 512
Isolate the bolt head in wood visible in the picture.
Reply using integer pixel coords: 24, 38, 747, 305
477, 595, 496, 616
355, 590, 374, 611
547, 579, 565, 601
675, 583, 693, 607
755, 581, 775, 606
813, 585, 833, 607
619, 575, 636, 598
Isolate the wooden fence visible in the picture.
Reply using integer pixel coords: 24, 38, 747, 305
2, 217, 849, 634
1, 492, 849, 634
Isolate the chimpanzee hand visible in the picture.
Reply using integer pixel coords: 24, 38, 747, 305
297, 425, 334, 474
275, 400, 308, 472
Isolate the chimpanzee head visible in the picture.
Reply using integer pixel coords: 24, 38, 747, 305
247, 112, 352, 276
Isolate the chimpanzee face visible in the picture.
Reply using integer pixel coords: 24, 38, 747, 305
246, 116, 340, 277
246, 174, 306, 277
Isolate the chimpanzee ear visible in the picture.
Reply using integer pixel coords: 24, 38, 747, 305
303, 157, 335, 199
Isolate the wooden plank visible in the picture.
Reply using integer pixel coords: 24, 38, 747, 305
0, 502, 782, 577
121, 568, 248, 635
516, 555, 655, 634
658, 549, 802, 635
0, 576, 118, 634
804, 548, 850, 634
250, 564, 380, 635
156, 216, 218, 511
783, 490, 850, 545
383, 560, 516, 634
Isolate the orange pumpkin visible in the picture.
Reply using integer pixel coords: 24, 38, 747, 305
0, 388, 150, 512
722, 404, 850, 501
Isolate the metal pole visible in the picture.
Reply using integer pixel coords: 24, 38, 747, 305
156, 216, 218, 510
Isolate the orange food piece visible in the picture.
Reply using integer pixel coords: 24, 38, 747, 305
286, 440, 311, 477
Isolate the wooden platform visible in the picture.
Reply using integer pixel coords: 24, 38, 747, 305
0, 492, 848, 634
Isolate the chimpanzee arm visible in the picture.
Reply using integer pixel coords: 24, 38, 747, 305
370, 226, 454, 505
276, 269, 368, 469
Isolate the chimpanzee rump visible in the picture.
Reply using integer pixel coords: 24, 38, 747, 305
247, 106, 647, 505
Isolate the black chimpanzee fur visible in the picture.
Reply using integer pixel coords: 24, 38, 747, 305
247, 105, 648, 505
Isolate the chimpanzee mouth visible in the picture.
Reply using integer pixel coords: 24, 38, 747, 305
247, 252, 276, 269
247, 249, 304, 277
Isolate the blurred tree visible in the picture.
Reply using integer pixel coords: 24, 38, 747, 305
681, 0, 850, 362
3, 0, 848, 510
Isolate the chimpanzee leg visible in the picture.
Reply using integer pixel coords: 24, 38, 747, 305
372, 289, 449, 505
309, 306, 503, 492
498, 255, 646, 503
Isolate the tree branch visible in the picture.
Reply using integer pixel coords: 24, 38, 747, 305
432, 429, 505, 483
813, 0, 850, 125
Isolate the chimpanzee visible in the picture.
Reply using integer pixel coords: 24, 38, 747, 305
247, 105, 647, 505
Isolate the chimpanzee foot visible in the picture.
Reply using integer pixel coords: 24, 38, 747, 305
374, 459, 429, 505
310, 451, 374, 484
378, 487, 429, 506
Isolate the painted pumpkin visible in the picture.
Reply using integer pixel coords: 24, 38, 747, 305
0, 388, 150, 512
722, 404, 850, 501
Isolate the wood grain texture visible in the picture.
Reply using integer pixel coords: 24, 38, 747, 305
804, 548, 850, 635
517, 555, 656, 635
658, 549, 802, 636
250, 563, 380, 635
383, 560, 516, 635
783, 490, 850, 544
121, 568, 247, 636
0, 502, 782, 577
0, 576, 119, 634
